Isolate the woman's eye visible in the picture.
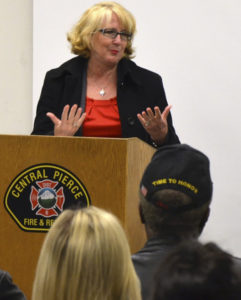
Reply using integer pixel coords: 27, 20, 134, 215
106, 30, 115, 34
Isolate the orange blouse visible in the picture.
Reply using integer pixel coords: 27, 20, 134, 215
82, 97, 122, 137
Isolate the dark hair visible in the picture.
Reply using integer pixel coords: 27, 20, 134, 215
152, 240, 241, 300
139, 189, 210, 239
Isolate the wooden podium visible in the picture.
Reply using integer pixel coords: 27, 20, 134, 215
0, 134, 155, 299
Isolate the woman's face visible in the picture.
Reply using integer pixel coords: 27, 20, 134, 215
90, 13, 128, 66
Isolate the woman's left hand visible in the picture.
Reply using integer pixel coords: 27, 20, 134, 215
137, 105, 172, 146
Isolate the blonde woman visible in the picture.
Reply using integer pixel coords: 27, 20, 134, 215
32, 206, 141, 300
32, 1, 179, 148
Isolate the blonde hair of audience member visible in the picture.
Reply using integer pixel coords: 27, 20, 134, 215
32, 206, 141, 300
67, 1, 136, 58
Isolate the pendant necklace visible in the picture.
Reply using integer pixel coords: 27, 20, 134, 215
90, 71, 114, 97
99, 88, 106, 97
97, 73, 113, 97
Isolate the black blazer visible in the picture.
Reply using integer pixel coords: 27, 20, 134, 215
32, 56, 180, 147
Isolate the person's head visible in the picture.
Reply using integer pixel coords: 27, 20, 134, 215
152, 240, 241, 300
67, 1, 136, 61
139, 144, 213, 239
32, 206, 141, 300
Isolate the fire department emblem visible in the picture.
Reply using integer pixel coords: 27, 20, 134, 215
30, 180, 65, 217
4, 164, 91, 232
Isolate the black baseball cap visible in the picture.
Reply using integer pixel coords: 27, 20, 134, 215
140, 144, 213, 211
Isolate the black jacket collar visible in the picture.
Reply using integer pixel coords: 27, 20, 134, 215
57, 55, 141, 86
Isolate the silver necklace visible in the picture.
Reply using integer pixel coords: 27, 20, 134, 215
97, 74, 113, 97
88, 71, 114, 97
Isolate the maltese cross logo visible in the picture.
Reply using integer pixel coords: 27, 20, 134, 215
30, 180, 65, 217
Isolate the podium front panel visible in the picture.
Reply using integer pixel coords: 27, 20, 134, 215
0, 134, 155, 299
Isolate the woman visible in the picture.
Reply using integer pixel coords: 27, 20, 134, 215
32, 1, 180, 147
32, 206, 141, 300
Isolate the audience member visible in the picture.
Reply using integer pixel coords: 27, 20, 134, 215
132, 143, 213, 299
152, 240, 241, 300
32, 205, 141, 300
0, 270, 26, 300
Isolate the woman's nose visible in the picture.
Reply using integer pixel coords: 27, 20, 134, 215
113, 33, 122, 43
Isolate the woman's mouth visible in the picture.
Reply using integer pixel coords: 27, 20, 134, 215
111, 50, 119, 55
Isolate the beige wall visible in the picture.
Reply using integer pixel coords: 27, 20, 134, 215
0, 0, 32, 135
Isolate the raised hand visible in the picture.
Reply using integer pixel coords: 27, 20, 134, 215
46, 104, 86, 136
137, 105, 172, 145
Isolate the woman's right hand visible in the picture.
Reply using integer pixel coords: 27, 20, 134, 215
46, 104, 86, 136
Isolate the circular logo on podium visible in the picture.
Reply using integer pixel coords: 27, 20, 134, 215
4, 164, 91, 232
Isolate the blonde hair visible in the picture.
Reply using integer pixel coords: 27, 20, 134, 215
67, 1, 136, 58
32, 206, 141, 300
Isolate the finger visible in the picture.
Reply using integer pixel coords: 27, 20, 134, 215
162, 105, 172, 120
140, 111, 150, 122
74, 110, 86, 128
137, 113, 152, 129
77, 112, 86, 127
73, 107, 83, 122
46, 112, 61, 126
137, 113, 146, 127
146, 107, 155, 118
153, 106, 162, 120
61, 105, 70, 122
68, 104, 78, 120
